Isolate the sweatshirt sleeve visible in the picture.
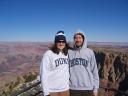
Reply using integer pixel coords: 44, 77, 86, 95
91, 51, 99, 90
40, 51, 50, 96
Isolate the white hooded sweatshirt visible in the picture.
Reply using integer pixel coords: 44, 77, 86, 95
40, 50, 69, 96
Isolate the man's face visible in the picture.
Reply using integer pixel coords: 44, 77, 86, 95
74, 34, 84, 48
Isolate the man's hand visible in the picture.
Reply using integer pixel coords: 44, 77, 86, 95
93, 91, 98, 96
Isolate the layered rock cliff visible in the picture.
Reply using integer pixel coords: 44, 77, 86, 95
94, 50, 128, 95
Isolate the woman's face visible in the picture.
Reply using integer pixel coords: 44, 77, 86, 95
56, 40, 66, 50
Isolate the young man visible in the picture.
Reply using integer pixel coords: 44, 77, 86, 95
40, 31, 69, 96
69, 30, 99, 96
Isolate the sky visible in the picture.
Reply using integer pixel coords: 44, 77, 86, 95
0, 0, 128, 42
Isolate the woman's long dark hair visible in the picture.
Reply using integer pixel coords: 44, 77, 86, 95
50, 43, 70, 56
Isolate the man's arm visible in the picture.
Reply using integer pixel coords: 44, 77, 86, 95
91, 51, 99, 96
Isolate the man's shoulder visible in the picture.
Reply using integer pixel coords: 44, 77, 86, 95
85, 48, 94, 54
86, 48, 93, 51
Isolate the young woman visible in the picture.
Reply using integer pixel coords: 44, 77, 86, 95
40, 31, 69, 96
